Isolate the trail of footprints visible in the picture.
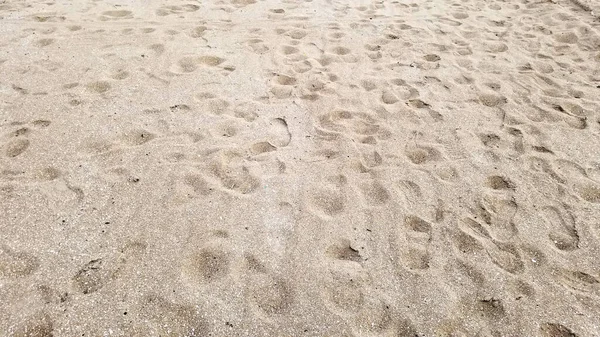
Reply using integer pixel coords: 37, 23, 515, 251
2, 0, 600, 334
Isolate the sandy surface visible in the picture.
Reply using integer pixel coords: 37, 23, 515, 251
1, 0, 600, 335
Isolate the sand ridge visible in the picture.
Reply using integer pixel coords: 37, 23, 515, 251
1, 0, 600, 335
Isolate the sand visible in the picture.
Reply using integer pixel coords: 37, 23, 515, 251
1, 0, 600, 335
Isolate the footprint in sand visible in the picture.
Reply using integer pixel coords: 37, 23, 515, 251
359, 180, 391, 206
306, 186, 346, 217
71, 241, 146, 295
242, 255, 294, 318
100, 10, 133, 20
132, 293, 209, 336
5, 138, 30, 157
181, 173, 213, 197
266, 117, 291, 147
173, 55, 225, 73
207, 150, 260, 194
86, 81, 111, 93
250, 276, 294, 316
542, 205, 579, 251
400, 215, 433, 270
405, 144, 442, 165
551, 267, 600, 299
323, 240, 366, 315
10, 313, 54, 337
539, 322, 578, 337
467, 194, 519, 242
458, 218, 524, 274
0, 245, 40, 278
182, 247, 231, 284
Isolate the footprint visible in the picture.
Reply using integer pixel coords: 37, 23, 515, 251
402, 215, 432, 270
286, 29, 307, 39
11, 313, 54, 337
246, 39, 269, 54
197, 97, 230, 115
539, 323, 578, 337
72, 242, 146, 294
326, 239, 363, 262
266, 118, 291, 147
155, 4, 199, 16
36, 38, 54, 47
479, 93, 507, 107
86, 81, 111, 93
472, 196, 518, 241
319, 110, 381, 139
554, 31, 578, 44
208, 152, 260, 194
177, 57, 199, 72
486, 241, 524, 274
354, 298, 395, 334
0, 245, 40, 278
486, 175, 515, 190
331, 46, 351, 55
405, 145, 441, 164
485, 42, 508, 53
306, 187, 346, 217
183, 174, 213, 196
182, 248, 230, 284
72, 259, 110, 294
231, 0, 257, 6
381, 90, 399, 104
5, 138, 30, 157
188, 26, 207, 38
552, 267, 600, 298
323, 269, 365, 315
577, 184, 600, 203
458, 218, 523, 274
175, 56, 224, 73
449, 227, 485, 255
233, 102, 259, 121
110, 69, 129, 80
361, 80, 377, 91
37, 284, 69, 305
270, 85, 293, 99
280, 45, 299, 55
395, 319, 419, 336
199, 55, 225, 66
473, 297, 507, 320
360, 180, 390, 205
360, 149, 382, 167
423, 54, 441, 62
121, 129, 155, 146
250, 141, 276, 155
101, 10, 132, 19
32, 120, 51, 128
148, 43, 165, 55
452, 259, 485, 286
10, 126, 30, 137
542, 206, 579, 251
135, 294, 209, 336
273, 74, 297, 86
520, 244, 547, 268
244, 253, 267, 273
249, 276, 294, 315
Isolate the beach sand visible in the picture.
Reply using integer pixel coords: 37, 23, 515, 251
1, 0, 600, 335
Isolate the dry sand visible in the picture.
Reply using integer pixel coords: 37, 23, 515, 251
1, 0, 600, 335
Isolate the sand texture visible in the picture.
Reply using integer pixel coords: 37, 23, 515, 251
1, 0, 600, 335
